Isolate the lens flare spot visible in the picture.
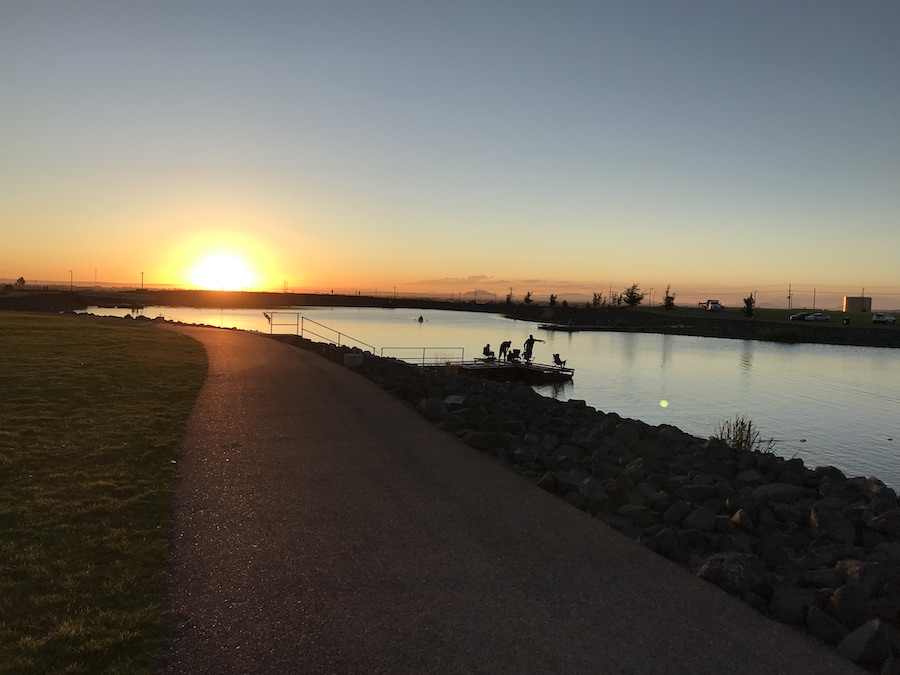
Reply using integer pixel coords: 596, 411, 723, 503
660, 400, 669, 408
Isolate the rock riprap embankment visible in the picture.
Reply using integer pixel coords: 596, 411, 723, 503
276, 336, 900, 671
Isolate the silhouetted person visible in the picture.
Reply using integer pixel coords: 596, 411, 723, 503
483, 343, 495, 359
523, 334, 544, 362
498, 340, 512, 361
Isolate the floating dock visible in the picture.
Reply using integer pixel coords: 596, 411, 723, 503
453, 359, 574, 384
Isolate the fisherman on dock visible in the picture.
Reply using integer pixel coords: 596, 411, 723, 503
483, 343, 495, 360
498, 340, 512, 361
523, 334, 544, 362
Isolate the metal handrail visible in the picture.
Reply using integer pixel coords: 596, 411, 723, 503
265, 311, 300, 334
265, 311, 377, 352
380, 346, 465, 365
299, 316, 377, 352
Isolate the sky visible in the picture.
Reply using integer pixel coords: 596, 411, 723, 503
2, 1, 899, 309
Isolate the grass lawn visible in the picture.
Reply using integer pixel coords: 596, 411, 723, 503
0, 312, 207, 674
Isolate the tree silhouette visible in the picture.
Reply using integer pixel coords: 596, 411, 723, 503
663, 285, 676, 310
622, 283, 644, 308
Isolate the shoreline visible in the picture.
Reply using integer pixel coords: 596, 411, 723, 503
2, 288, 899, 349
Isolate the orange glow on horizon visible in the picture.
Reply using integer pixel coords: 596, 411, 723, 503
164, 228, 288, 291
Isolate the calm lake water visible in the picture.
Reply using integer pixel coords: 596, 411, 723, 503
85, 305, 900, 489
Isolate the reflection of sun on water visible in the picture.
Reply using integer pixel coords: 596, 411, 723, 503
190, 252, 256, 291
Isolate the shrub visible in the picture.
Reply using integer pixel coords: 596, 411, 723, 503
714, 414, 775, 453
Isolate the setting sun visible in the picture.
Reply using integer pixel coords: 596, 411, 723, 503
190, 252, 256, 291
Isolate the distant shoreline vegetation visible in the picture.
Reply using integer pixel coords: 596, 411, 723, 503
1, 287, 899, 349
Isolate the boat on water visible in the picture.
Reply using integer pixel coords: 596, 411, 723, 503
538, 323, 581, 332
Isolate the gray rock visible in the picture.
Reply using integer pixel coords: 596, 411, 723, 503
734, 468, 763, 486
696, 552, 765, 596
875, 542, 900, 560
462, 430, 500, 452
684, 505, 717, 532
768, 585, 821, 624
617, 504, 656, 528
799, 568, 845, 589
835, 560, 890, 596
553, 468, 591, 495
809, 503, 857, 545
868, 509, 900, 537
419, 396, 449, 423
536, 472, 556, 492
554, 444, 586, 470
643, 527, 678, 556
440, 414, 468, 433
807, 605, 850, 645
680, 484, 720, 503
612, 423, 640, 445
578, 477, 610, 515
662, 500, 692, 526
837, 618, 892, 666
753, 482, 807, 504
731, 508, 754, 532
828, 582, 875, 630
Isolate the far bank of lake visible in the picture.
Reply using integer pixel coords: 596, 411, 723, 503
4, 288, 900, 349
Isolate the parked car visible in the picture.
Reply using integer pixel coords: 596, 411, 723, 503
805, 312, 831, 321
872, 313, 896, 325
790, 312, 811, 321
704, 299, 724, 311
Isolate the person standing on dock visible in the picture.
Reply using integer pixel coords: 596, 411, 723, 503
498, 340, 512, 361
523, 334, 544, 362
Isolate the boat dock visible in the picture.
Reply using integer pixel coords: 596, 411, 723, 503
452, 359, 574, 383
380, 347, 574, 384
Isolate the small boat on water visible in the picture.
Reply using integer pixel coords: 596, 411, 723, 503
538, 323, 580, 332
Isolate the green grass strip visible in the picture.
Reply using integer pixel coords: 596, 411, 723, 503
0, 313, 207, 674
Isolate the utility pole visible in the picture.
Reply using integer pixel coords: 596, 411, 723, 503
787, 283, 792, 310
69, 270, 73, 292
141, 271, 144, 290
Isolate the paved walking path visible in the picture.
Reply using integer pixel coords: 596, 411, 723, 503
161, 327, 859, 674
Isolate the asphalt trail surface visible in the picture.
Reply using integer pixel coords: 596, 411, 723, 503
161, 327, 859, 674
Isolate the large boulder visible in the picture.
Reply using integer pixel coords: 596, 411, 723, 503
837, 619, 893, 666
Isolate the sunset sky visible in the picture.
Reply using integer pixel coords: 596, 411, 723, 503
2, 1, 898, 308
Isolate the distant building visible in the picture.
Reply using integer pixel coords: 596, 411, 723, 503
843, 296, 872, 313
